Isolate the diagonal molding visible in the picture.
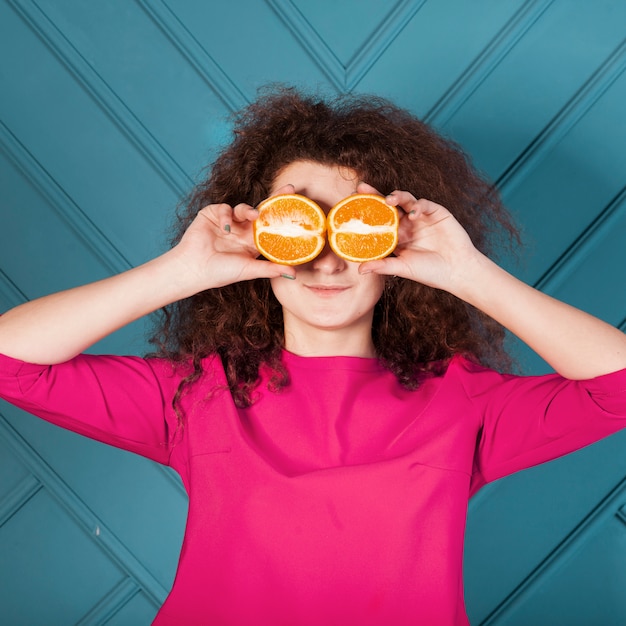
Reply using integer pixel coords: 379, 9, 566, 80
425, 0, 555, 127
0, 473, 42, 528
265, 0, 343, 91
0, 267, 28, 309
0, 127, 187, 498
534, 183, 626, 295
344, 0, 427, 90
479, 473, 626, 625
136, 0, 249, 112
0, 120, 132, 277
0, 411, 168, 605
75, 577, 141, 626
615, 505, 626, 527
265, 0, 426, 93
496, 35, 626, 195
7, 0, 193, 197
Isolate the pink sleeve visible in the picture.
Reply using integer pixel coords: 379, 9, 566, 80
458, 358, 626, 486
0, 352, 181, 465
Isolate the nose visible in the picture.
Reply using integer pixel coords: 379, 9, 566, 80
309, 241, 346, 274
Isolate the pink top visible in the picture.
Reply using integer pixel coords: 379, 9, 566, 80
1, 350, 626, 625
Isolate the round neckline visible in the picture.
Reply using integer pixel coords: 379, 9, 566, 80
281, 349, 385, 372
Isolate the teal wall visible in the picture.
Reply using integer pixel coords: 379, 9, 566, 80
1, 1, 625, 623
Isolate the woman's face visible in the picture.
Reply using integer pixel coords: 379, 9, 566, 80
269, 160, 385, 357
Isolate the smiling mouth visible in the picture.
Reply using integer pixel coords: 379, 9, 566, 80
305, 285, 350, 296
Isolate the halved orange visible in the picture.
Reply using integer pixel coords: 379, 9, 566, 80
253, 194, 326, 265
327, 194, 399, 262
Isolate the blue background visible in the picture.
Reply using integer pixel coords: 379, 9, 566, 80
1, 1, 625, 623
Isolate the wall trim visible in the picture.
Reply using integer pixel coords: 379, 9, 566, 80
534, 183, 626, 296
479, 473, 626, 624
0, 412, 168, 605
137, 0, 249, 112
0, 267, 27, 309
497, 37, 626, 195
265, 0, 426, 92
8, 0, 192, 196
344, 0, 427, 91
75, 577, 142, 626
426, 0, 554, 127
0, 121, 132, 276
0, 473, 42, 528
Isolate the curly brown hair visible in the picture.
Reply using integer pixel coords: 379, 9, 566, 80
151, 86, 520, 412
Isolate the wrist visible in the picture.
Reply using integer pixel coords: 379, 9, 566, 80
138, 248, 207, 305
446, 251, 502, 305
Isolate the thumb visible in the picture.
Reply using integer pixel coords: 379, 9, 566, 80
240, 259, 296, 282
359, 257, 406, 277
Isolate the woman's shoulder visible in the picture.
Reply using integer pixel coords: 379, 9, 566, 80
144, 352, 224, 378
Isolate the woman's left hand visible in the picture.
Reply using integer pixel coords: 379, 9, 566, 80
357, 183, 483, 295
357, 185, 626, 379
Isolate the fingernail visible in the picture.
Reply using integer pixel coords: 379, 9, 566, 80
281, 273, 295, 280
224, 224, 231, 233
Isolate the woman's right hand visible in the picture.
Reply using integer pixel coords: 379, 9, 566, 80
0, 191, 296, 363
172, 191, 297, 293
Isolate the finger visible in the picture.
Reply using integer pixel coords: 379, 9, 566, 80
385, 191, 420, 216
359, 256, 410, 278
269, 183, 296, 198
196, 205, 225, 233
209, 202, 235, 234
388, 194, 444, 220
355, 181, 383, 196
240, 259, 296, 282
397, 214, 417, 244
231, 202, 258, 223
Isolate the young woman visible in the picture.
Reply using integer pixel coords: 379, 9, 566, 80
1, 88, 625, 625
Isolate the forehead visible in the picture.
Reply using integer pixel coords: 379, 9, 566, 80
271, 160, 359, 204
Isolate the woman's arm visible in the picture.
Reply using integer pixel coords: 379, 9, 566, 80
0, 251, 192, 363
361, 189, 626, 380
452, 253, 626, 379
0, 202, 295, 364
